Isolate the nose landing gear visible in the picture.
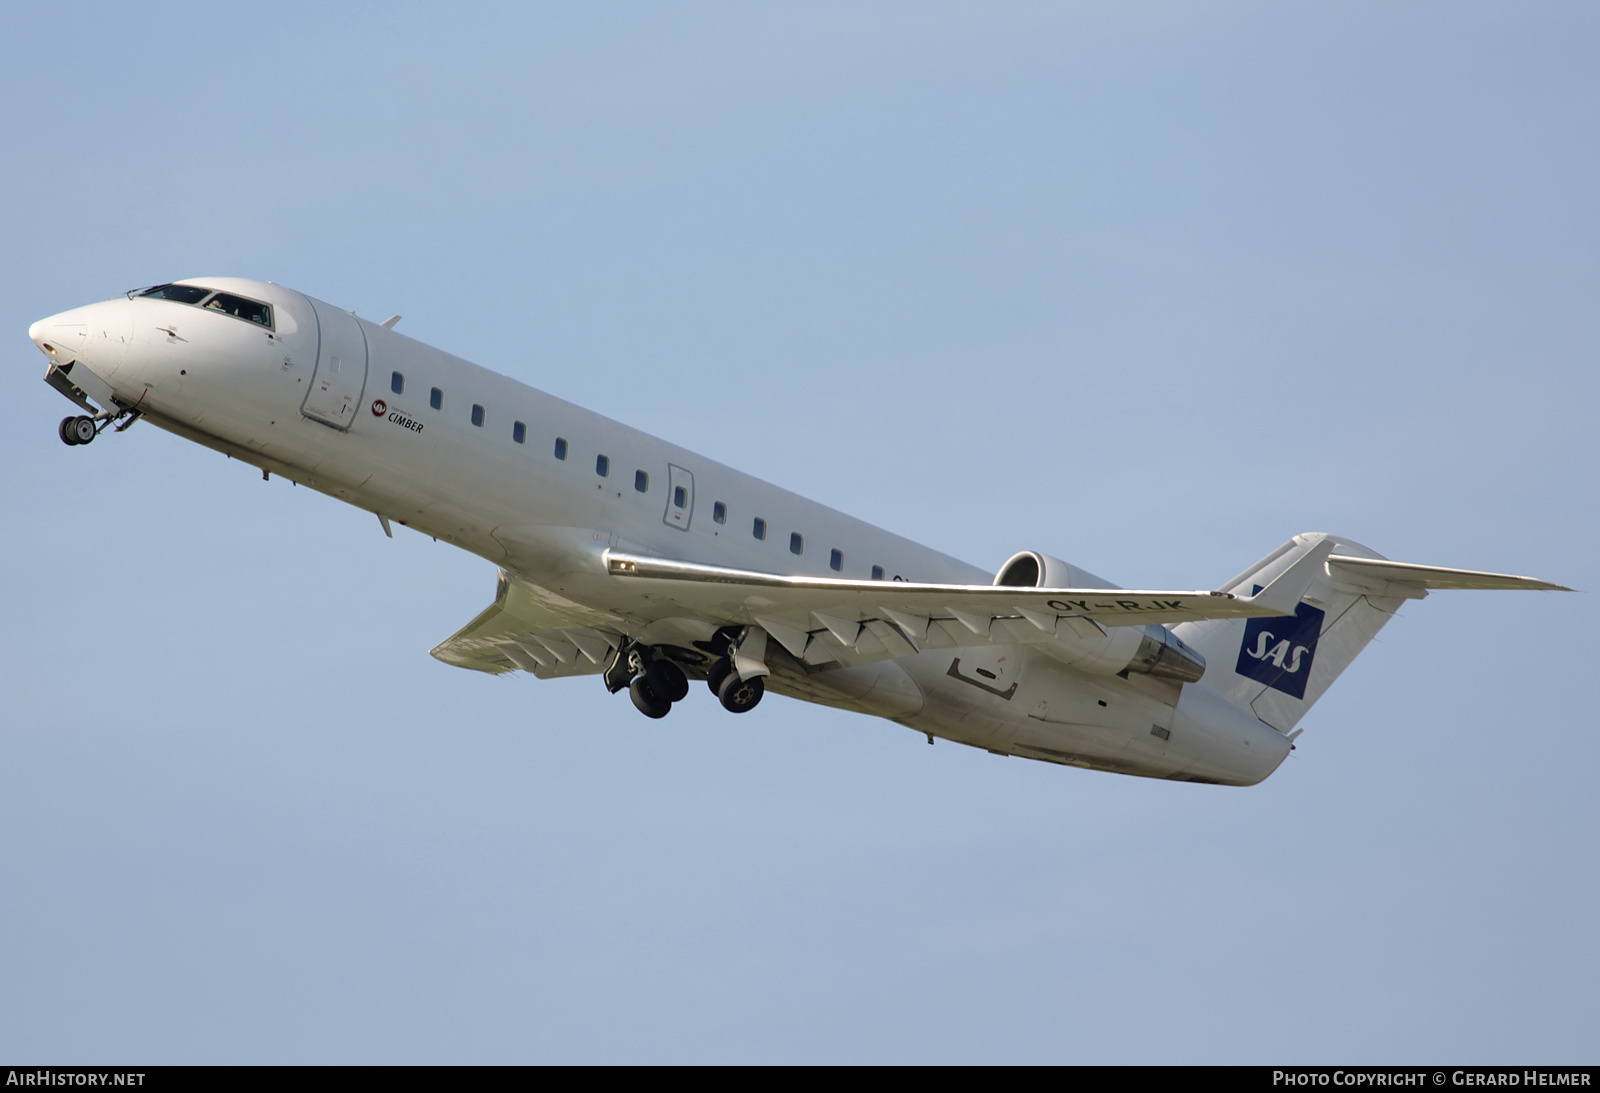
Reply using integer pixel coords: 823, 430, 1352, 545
58, 415, 99, 446
58, 408, 139, 446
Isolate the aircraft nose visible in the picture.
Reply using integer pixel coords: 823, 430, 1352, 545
29, 309, 89, 361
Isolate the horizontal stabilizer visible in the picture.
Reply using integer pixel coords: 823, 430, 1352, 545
1174, 532, 1572, 735
1327, 555, 1572, 592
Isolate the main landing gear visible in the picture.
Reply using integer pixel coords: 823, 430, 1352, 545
629, 657, 689, 720
607, 639, 765, 719
608, 644, 692, 720
705, 656, 764, 714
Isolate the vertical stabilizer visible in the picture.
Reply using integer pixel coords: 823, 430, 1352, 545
1171, 533, 1420, 733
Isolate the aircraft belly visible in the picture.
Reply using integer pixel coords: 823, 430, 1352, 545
888, 644, 1282, 783
810, 660, 924, 718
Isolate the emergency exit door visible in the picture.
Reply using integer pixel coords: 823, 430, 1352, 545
663, 464, 694, 530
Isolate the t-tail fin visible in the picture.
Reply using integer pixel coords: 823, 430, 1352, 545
1171, 533, 1569, 733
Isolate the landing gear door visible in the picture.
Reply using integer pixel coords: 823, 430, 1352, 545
664, 464, 694, 531
301, 298, 369, 430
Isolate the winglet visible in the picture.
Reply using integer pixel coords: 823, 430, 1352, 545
1242, 538, 1334, 615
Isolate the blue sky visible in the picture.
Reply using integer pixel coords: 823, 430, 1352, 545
2, 2, 1594, 1062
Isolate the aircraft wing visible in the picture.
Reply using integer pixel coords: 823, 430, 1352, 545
601, 548, 1308, 670
430, 572, 624, 679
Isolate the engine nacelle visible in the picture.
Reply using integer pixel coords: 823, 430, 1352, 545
995, 550, 1117, 592
993, 550, 1207, 683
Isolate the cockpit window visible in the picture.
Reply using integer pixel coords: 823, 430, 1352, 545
203, 292, 274, 329
138, 284, 213, 305
135, 284, 274, 329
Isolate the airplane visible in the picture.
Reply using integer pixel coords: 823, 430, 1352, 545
27, 277, 1570, 786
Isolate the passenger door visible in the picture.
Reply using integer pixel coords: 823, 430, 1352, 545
663, 464, 694, 531
301, 298, 369, 430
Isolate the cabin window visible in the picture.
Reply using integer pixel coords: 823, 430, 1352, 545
430, 387, 443, 410
512, 421, 526, 444
554, 437, 568, 460
674, 486, 688, 508
713, 502, 726, 524
634, 470, 649, 493
752, 517, 767, 541
390, 372, 404, 395
790, 533, 804, 556
871, 565, 885, 580
137, 284, 212, 305
471, 404, 485, 427
203, 292, 273, 329
830, 549, 843, 572
596, 454, 610, 477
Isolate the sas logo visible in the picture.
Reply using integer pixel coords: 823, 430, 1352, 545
1234, 585, 1325, 701
371, 399, 387, 416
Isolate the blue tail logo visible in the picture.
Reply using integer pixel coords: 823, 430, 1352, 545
1235, 587, 1325, 700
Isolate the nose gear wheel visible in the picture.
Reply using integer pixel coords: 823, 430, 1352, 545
59, 415, 98, 446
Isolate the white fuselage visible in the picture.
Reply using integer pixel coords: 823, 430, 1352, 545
29, 278, 1294, 785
